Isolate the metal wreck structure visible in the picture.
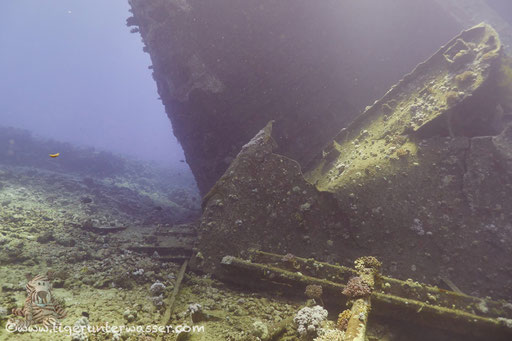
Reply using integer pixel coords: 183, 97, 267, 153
127, 0, 512, 337
194, 23, 512, 307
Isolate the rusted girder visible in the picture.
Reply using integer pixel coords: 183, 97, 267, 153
219, 251, 512, 340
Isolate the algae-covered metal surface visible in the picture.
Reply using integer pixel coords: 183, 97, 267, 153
307, 23, 502, 190
298, 23, 512, 300
127, 0, 462, 195
197, 23, 512, 303
195, 121, 352, 275
220, 250, 512, 340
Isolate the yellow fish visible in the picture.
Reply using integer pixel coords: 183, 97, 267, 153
49, 153, 60, 158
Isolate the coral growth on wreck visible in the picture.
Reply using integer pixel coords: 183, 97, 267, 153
342, 277, 372, 298
305, 284, 323, 301
305, 284, 324, 306
354, 256, 382, 273
336, 309, 353, 331
294, 305, 328, 337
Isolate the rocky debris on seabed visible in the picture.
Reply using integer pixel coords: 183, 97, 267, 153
0, 160, 303, 340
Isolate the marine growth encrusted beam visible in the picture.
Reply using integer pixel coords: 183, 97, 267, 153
219, 251, 512, 340
306, 23, 502, 190
127, 0, 461, 194
304, 23, 512, 299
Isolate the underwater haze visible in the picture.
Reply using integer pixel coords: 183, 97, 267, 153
1, 1, 512, 341
0, 0, 187, 168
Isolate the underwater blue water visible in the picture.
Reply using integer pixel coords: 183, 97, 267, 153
0, 0, 187, 169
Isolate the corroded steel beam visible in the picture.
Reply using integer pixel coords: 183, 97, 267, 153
219, 251, 512, 340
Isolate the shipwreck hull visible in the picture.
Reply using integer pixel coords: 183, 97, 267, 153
127, 0, 462, 194
196, 24, 512, 301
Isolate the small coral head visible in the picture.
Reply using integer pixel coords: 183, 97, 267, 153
337, 309, 352, 331
305, 284, 323, 299
342, 276, 372, 298
354, 256, 382, 273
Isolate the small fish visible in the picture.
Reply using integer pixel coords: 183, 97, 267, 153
179, 159, 185, 163
49, 153, 60, 158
